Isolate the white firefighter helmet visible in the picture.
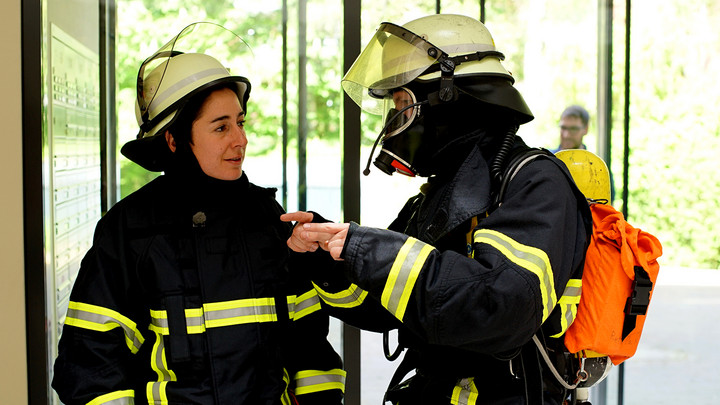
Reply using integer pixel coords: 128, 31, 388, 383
133, 52, 250, 140
342, 13, 514, 115
121, 22, 252, 171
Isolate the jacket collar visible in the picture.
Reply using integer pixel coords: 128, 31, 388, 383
415, 144, 492, 244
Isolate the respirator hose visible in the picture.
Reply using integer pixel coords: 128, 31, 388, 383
489, 125, 519, 187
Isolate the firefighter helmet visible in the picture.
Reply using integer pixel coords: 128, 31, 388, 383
121, 23, 252, 172
345, 14, 533, 177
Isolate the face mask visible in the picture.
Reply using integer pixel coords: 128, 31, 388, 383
373, 114, 427, 176
364, 87, 430, 177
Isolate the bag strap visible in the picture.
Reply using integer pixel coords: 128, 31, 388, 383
494, 147, 591, 393
493, 147, 555, 210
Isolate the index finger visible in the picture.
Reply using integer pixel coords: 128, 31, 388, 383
302, 222, 348, 234
280, 211, 314, 224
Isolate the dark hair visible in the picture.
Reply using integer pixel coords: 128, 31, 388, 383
167, 82, 242, 149
560, 105, 590, 127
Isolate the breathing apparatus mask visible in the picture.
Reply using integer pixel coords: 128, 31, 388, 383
343, 14, 531, 177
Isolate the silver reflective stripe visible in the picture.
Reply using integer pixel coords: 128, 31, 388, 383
150, 330, 175, 382
151, 67, 229, 107
451, 378, 478, 405
149, 297, 279, 335
205, 305, 275, 324
551, 279, 582, 337
294, 369, 347, 395
313, 282, 368, 308
381, 238, 434, 320
146, 381, 167, 404
65, 302, 144, 354
291, 290, 322, 320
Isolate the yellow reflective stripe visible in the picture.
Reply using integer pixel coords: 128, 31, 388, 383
149, 297, 278, 335
551, 278, 582, 338
149, 308, 205, 335
294, 369, 347, 395
291, 289, 322, 321
149, 330, 176, 383
87, 390, 134, 405
280, 368, 292, 405
451, 378, 478, 405
65, 301, 144, 354
473, 229, 557, 321
204, 297, 277, 327
312, 282, 368, 308
146, 381, 168, 405
381, 238, 434, 321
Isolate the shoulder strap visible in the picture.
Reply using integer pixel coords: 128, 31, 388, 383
493, 148, 595, 394
494, 147, 554, 209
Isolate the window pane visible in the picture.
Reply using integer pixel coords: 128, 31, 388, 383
621, 0, 720, 403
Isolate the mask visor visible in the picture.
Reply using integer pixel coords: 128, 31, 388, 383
381, 87, 419, 140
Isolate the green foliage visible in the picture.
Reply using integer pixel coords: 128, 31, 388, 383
619, 1, 720, 269
119, 160, 159, 199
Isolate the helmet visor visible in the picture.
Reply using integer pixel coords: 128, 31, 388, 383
381, 87, 419, 140
342, 22, 442, 114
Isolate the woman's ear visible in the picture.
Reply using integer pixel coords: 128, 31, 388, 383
164, 131, 177, 153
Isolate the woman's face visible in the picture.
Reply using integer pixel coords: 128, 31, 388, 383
190, 87, 247, 180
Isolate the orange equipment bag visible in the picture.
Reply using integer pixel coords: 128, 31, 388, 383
564, 202, 663, 365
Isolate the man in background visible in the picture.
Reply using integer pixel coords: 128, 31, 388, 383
551, 104, 615, 202
551, 104, 590, 152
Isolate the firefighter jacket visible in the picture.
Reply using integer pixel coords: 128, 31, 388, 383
52, 163, 345, 405
308, 137, 591, 404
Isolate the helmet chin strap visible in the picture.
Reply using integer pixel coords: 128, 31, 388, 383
436, 57, 457, 103
363, 100, 428, 176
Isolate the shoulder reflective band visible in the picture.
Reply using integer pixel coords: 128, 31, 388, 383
65, 301, 145, 354
87, 390, 135, 405
293, 369, 347, 395
149, 297, 278, 335
312, 282, 368, 308
551, 278, 582, 338
473, 229, 557, 322
451, 377, 478, 405
289, 290, 322, 321
382, 237, 435, 321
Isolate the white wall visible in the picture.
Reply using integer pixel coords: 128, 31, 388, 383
0, 0, 29, 403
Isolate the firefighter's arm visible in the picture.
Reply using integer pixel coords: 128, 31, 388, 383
52, 217, 141, 404
340, 159, 584, 354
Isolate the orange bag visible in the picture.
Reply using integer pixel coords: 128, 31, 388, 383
564, 203, 663, 365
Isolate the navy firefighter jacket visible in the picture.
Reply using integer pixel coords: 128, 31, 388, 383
306, 137, 591, 403
52, 169, 345, 405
